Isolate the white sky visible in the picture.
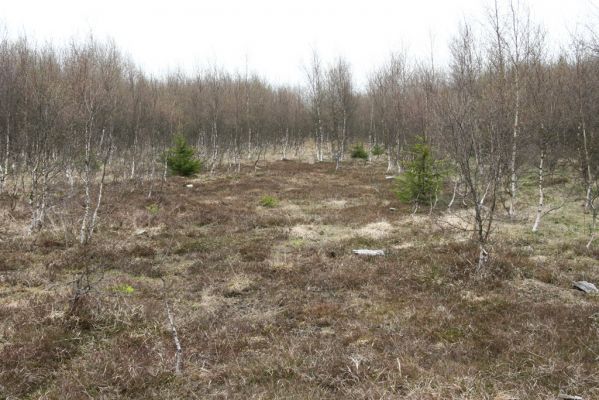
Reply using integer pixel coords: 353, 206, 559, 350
0, 0, 597, 87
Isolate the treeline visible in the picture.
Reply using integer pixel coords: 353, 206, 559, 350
0, 37, 313, 241
2, 2, 599, 253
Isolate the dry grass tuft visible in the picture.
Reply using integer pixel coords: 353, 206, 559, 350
356, 220, 394, 239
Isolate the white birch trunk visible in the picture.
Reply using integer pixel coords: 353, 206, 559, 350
147, 159, 156, 199
79, 127, 93, 244
315, 106, 324, 162
581, 123, 593, 212
0, 115, 9, 193
66, 165, 75, 194
476, 245, 488, 272
162, 155, 168, 183
447, 178, 459, 211
395, 136, 403, 174
165, 301, 183, 374
532, 149, 545, 232
85, 141, 110, 245
281, 127, 289, 160
247, 127, 252, 159
29, 164, 48, 233
368, 102, 374, 162
130, 129, 137, 179
587, 219, 596, 249
386, 149, 393, 173
508, 86, 519, 218
340, 112, 347, 162
210, 120, 219, 175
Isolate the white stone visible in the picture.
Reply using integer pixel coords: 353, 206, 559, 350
352, 249, 385, 256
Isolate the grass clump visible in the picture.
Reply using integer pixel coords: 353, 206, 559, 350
113, 284, 135, 295
259, 195, 279, 208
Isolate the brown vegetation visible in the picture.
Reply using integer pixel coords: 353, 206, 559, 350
0, 160, 597, 399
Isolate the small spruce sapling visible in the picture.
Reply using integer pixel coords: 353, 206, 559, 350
371, 144, 385, 158
165, 135, 202, 177
351, 143, 369, 160
395, 137, 444, 210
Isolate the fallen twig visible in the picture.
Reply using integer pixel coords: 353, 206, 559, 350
165, 299, 183, 375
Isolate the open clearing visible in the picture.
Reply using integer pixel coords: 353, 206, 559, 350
0, 161, 598, 399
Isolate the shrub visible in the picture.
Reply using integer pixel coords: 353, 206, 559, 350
113, 284, 135, 295
395, 137, 444, 207
146, 203, 160, 215
371, 143, 385, 157
165, 135, 201, 177
259, 195, 278, 208
351, 143, 369, 160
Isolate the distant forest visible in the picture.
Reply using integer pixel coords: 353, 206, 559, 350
1, 2, 599, 249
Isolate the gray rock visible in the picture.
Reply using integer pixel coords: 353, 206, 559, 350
352, 249, 385, 256
572, 281, 598, 294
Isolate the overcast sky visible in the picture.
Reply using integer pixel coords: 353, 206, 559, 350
0, 0, 597, 86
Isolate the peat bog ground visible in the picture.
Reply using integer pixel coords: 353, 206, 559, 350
0, 160, 598, 399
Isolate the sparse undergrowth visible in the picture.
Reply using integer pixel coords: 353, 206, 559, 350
0, 160, 597, 399
259, 194, 279, 208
